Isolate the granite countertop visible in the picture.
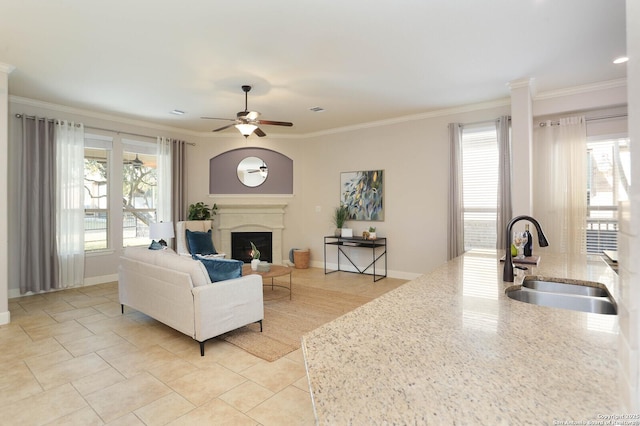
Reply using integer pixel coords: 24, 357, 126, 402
301, 250, 622, 424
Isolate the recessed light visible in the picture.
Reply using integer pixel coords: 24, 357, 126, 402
170, 109, 185, 115
309, 106, 325, 112
613, 56, 628, 64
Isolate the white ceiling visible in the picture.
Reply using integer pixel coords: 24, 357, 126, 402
0, 0, 627, 136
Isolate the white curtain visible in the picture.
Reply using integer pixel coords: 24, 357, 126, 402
448, 123, 464, 260
56, 120, 85, 288
533, 116, 587, 254
156, 137, 172, 223
496, 116, 512, 250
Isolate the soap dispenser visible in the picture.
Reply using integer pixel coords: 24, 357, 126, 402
524, 224, 533, 257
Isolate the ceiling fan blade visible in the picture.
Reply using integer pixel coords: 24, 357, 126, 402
201, 116, 236, 121
254, 127, 267, 137
258, 120, 293, 127
212, 123, 236, 132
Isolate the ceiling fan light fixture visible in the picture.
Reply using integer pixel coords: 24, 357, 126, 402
132, 153, 143, 168
235, 123, 258, 137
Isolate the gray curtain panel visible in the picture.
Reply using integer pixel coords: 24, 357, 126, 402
447, 122, 464, 260
496, 116, 512, 250
18, 116, 60, 294
171, 139, 189, 245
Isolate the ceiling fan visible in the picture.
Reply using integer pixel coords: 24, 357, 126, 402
201, 85, 293, 138
123, 153, 144, 168
246, 161, 268, 174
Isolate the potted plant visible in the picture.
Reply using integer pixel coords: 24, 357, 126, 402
332, 205, 349, 236
250, 241, 261, 270
368, 226, 377, 240
188, 202, 218, 221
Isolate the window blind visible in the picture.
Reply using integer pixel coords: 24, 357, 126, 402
586, 137, 629, 254
462, 125, 499, 251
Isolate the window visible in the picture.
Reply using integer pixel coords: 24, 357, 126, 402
84, 133, 160, 252
122, 140, 158, 247
586, 137, 630, 253
461, 124, 499, 251
84, 135, 112, 251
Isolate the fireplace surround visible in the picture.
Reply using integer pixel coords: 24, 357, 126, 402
215, 203, 287, 265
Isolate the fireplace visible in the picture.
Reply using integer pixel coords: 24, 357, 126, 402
215, 203, 287, 265
231, 232, 273, 263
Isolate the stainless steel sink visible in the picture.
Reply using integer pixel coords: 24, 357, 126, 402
506, 278, 617, 315
522, 279, 608, 297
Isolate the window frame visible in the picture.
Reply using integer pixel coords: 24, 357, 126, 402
84, 134, 113, 252
460, 122, 500, 252
121, 139, 159, 248
585, 135, 630, 254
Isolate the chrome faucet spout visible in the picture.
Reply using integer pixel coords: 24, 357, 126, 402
503, 215, 549, 282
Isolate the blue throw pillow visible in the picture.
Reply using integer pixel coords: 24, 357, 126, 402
193, 255, 243, 283
149, 240, 163, 250
186, 229, 217, 255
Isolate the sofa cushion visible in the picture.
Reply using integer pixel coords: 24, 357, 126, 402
186, 229, 217, 255
194, 255, 243, 283
123, 246, 210, 287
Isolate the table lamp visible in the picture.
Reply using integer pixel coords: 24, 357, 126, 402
149, 221, 175, 247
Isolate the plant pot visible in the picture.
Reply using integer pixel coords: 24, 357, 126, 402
251, 259, 260, 271
368, 232, 376, 240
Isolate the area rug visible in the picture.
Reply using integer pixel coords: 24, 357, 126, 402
219, 284, 375, 362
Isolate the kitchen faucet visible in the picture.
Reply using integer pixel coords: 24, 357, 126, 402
503, 215, 549, 282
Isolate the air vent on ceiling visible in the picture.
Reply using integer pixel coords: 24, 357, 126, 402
309, 106, 325, 112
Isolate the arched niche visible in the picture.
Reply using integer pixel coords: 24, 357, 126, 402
209, 148, 293, 194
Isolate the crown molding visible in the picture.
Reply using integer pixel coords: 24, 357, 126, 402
10, 77, 626, 140
507, 78, 536, 92
9, 95, 203, 137
534, 78, 626, 101
300, 97, 512, 138
0, 63, 15, 74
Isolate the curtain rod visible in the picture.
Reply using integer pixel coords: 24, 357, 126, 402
458, 116, 511, 128
14, 113, 195, 145
538, 113, 627, 127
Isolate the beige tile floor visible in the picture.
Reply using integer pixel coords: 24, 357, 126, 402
1, 267, 406, 425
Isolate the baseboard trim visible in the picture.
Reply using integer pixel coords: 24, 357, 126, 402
84, 274, 118, 286
0, 310, 10, 325
310, 260, 421, 281
8, 274, 118, 299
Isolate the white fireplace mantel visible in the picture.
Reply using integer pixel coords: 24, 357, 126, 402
215, 203, 287, 264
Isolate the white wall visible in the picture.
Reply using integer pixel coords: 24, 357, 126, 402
619, 0, 639, 411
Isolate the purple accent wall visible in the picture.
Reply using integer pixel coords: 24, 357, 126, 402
209, 148, 293, 194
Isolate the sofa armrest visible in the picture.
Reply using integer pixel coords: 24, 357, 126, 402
191, 274, 264, 341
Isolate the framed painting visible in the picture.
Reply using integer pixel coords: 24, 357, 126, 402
340, 170, 384, 221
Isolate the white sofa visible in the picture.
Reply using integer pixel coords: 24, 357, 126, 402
118, 246, 263, 355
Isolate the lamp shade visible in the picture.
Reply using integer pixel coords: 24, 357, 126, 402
149, 221, 175, 240
235, 123, 257, 136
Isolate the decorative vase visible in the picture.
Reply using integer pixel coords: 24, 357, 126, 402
334, 228, 341, 237
369, 232, 376, 240
251, 259, 260, 271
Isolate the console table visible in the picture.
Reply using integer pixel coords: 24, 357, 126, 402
324, 236, 387, 281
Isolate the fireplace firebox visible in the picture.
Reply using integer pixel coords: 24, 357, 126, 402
231, 232, 272, 263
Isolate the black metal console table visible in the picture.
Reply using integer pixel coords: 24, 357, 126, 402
323, 236, 387, 282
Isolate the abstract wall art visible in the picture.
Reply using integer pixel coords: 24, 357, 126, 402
340, 170, 384, 221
